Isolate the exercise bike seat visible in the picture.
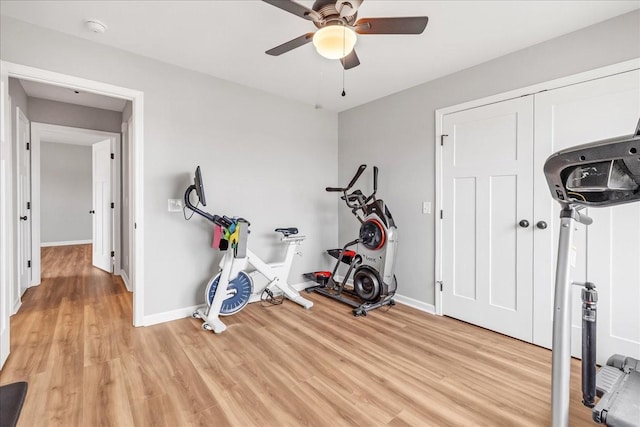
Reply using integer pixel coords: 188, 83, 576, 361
275, 227, 298, 237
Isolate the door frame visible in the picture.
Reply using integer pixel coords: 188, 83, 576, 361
434, 57, 640, 316
1, 86, 11, 367
0, 61, 145, 333
31, 123, 121, 279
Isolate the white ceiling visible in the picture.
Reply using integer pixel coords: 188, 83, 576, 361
2, 1, 639, 112
19, 79, 128, 112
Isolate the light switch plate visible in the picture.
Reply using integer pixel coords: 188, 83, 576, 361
168, 199, 183, 212
422, 202, 431, 214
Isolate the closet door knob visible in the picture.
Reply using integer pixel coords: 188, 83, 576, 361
536, 221, 548, 229
20, 216, 28, 221
519, 219, 530, 228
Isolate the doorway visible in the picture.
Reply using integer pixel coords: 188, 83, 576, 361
30, 123, 122, 282
0, 61, 145, 368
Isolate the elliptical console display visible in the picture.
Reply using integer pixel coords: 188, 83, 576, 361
305, 164, 398, 316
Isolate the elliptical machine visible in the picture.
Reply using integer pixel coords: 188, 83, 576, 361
305, 164, 398, 316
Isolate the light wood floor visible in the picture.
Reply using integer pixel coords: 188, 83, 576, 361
1, 244, 595, 426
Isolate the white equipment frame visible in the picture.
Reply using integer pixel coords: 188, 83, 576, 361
193, 233, 313, 334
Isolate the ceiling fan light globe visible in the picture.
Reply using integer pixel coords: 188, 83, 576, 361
313, 25, 357, 60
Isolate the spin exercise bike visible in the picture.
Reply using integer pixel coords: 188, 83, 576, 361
544, 120, 640, 426
305, 164, 398, 316
184, 166, 313, 334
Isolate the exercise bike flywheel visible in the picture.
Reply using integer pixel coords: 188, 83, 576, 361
205, 271, 253, 315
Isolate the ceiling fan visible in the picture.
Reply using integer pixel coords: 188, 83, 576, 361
262, 0, 429, 70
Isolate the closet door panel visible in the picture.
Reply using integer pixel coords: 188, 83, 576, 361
442, 96, 534, 342
533, 69, 640, 363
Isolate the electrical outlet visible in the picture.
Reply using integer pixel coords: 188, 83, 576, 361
168, 199, 183, 212
422, 202, 431, 214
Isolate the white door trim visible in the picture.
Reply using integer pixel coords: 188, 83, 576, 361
31, 123, 121, 280
434, 57, 640, 316
0, 61, 145, 331
0, 81, 11, 368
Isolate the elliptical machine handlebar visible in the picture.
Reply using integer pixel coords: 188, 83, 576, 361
347, 164, 367, 190
364, 166, 378, 204
326, 164, 373, 211
325, 164, 367, 193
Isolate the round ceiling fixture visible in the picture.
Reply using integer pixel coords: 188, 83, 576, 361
85, 19, 108, 34
312, 25, 357, 60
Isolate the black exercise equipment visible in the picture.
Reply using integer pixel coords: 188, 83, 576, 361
305, 164, 398, 316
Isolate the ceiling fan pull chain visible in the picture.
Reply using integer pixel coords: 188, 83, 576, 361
342, 25, 347, 97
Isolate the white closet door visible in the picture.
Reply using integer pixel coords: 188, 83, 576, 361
441, 96, 534, 342
533, 69, 640, 363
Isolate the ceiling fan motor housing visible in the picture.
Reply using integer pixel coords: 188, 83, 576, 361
312, 0, 358, 28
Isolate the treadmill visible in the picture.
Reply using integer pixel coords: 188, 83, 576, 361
544, 119, 640, 426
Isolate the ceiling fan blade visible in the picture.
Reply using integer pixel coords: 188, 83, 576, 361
355, 16, 429, 35
265, 33, 315, 56
340, 50, 360, 70
262, 0, 322, 22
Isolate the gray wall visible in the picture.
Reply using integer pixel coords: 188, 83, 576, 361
40, 142, 92, 244
1, 16, 339, 317
338, 10, 640, 306
28, 97, 122, 133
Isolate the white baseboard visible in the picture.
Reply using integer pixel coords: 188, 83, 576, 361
393, 293, 436, 315
297, 277, 437, 315
143, 281, 313, 327
293, 280, 318, 292
121, 270, 132, 292
41, 239, 92, 247
143, 304, 201, 327
141, 283, 435, 328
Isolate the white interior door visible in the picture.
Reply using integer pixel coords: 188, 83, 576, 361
533, 69, 640, 363
441, 96, 534, 342
92, 139, 112, 273
16, 107, 31, 302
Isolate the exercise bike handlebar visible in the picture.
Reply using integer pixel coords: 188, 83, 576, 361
184, 185, 230, 228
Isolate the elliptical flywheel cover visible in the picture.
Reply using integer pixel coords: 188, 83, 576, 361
353, 266, 381, 302
359, 218, 386, 250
